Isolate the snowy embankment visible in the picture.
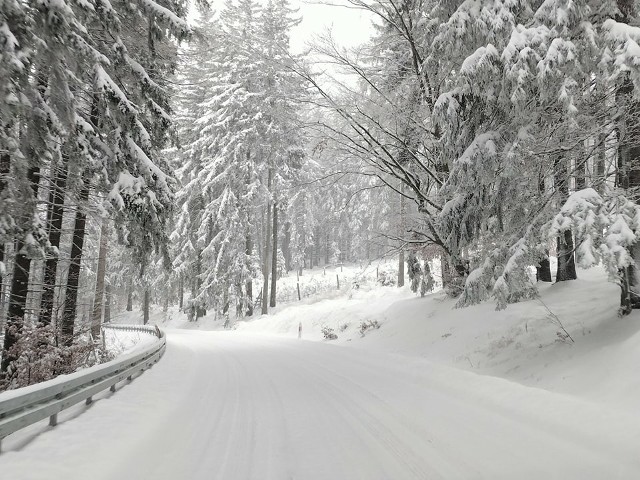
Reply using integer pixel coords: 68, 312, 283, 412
233, 264, 640, 412
102, 327, 158, 358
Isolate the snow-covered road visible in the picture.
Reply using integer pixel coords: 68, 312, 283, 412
1, 330, 639, 479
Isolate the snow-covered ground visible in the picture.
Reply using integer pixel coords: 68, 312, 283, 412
1, 263, 639, 478
103, 327, 158, 358
1, 330, 639, 479
233, 265, 640, 412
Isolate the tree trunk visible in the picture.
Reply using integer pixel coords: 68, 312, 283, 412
554, 154, 577, 282
398, 186, 406, 287
126, 285, 133, 311
325, 231, 330, 265
283, 221, 292, 272
178, 274, 184, 310
1, 241, 33, 373
556, 230, 577, 282
0, 152, 10, 310
617, 67, 640, 313
262, 169, 273, 315
270, 202, 278, 308
61, 178, 90, 346
40, 161, 67, 326
536, 254, 553, 283
246, 234, 253, 317
1, 167, 40, 373
596, 132, 606, 193
314, 226, 320, 268
104, 283, 111, 323
575, 159, 586, 190
143, 288, 150, 325
91, 219, 109, 338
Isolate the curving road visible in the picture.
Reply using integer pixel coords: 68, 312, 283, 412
1, 330, 639, 479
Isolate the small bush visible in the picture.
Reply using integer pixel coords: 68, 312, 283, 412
376, 265, 397, 286
321, 326, 338, 340
339, 323, 349, 332
0, 323, 113, 391
359, 320, 381, 337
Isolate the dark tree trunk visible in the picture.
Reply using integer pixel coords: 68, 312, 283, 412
282, 221, 292, 272
314, 226, 320, 268
398, 186, 406, 287
617, 68, 640, 313
575, 157, 586, 191
554, 154, 577, 282
1, 167, 40, 373
596, 133, 606, 193
91, 220, 108, 338
1, 241, 33, 373
325, 231, 330, 265
270, 202, 278, 308
61, 178, 90, 346
191, 247, 205, 318
246, 234, 253, 317
178, 274, 183, 310
143, 288, 150, 325
104, 282, 111, 323
40, 161, 67, 326
536, 254, 553, 283
126, 285, 133, 311
0, 152, 9, 302
262, 169, 272, 315
556, 231, 577, 282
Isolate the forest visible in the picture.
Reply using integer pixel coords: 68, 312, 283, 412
1, 0, 640, 390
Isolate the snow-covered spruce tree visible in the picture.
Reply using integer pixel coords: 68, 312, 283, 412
1, 0, 189, 379
173, 3, 265, 320
433, 1, 632, 309
0, 0, 76, 374
172, 0, 304, 319
594, 0, 640, 313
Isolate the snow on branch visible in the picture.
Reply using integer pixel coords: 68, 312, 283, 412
548, 188, 640, 282
137, 0, 190, 35
602, 19, 640, 91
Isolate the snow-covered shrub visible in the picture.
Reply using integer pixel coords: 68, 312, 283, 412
0, 324, 114, 391
321, 326, 338, 340
444, 275, 466, 298
407, 252, 422, 293
339, 323, 349, 332
421, 259, 435, 296
377, 265, 397, 286
359, 320, 380, 337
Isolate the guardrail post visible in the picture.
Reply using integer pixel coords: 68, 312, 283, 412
86, 396, 92, 405
49, 413, 58, 427
110, 384, 116, 392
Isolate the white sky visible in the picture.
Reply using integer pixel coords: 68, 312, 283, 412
290, 0, 374, 52
188, 0, 374, 52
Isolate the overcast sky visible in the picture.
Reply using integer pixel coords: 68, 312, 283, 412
290, 0, 374, 52
188, 0, 374, 52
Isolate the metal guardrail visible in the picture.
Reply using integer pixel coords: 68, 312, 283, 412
0, 324, 165, 452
